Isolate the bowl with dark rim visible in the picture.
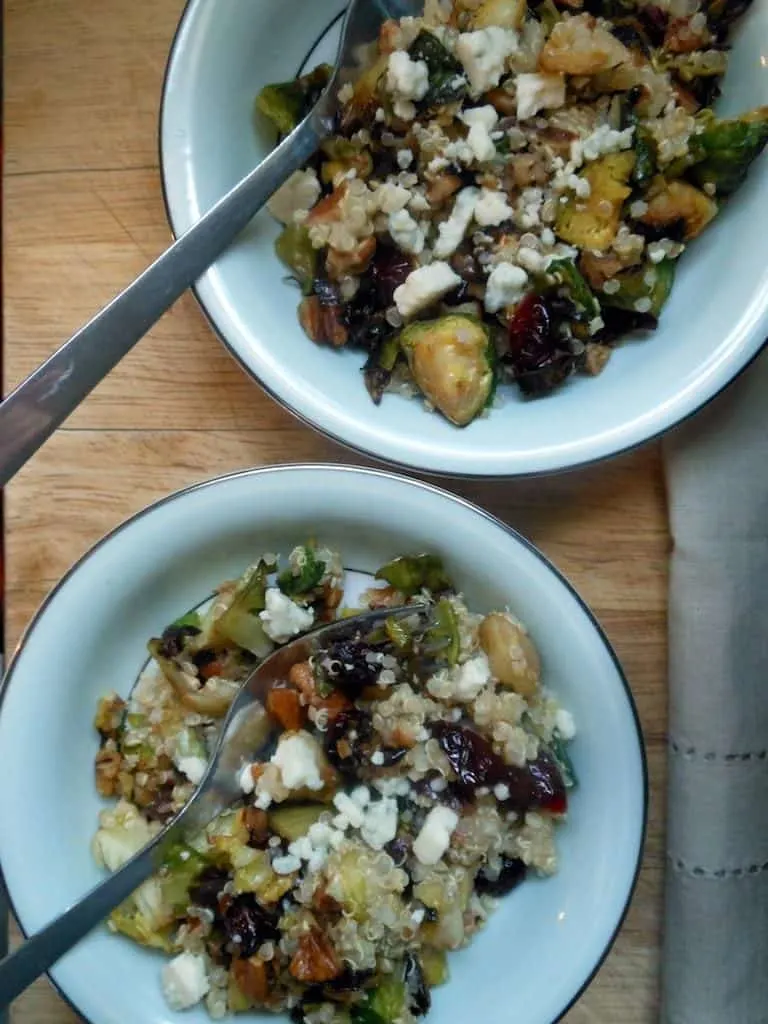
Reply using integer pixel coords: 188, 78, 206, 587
0, 465, 646, 1023
159, 0, 768, 477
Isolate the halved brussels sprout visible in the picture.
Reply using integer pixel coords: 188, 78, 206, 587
256, 64, 332, 138
555, 151, 636, 250
420, 948, 449, 987
375, 553, 452, 597
214, 558, 276, 657
408, 31, 467, 107
320, 137, 374, 185
400, 315, 495, 427
687, 107, 768, 195
363, 334, 402, 405
639, 178, 717, 240
548, 258, 600, 319
268, 802, 328, 842
423, 598, 460, 666
472, 0, 526, 30
275, 224, 317, 295
600, 258, 676, 319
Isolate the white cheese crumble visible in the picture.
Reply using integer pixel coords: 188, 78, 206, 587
427, 652, 493, 701
474, 188, 514, 228
360, 796, 399, 850
267, 169, 321, 225
386, 50, 429, 121
259, 588, 314, 643
433, 186, 479, 258
272, 853, 302, 876
459, 105, 499, 163
333, 791, 366, 829
397, 148, 414, 169
574, 124, 635, 164
516, 72, 566, 121
413, 805, 459, 865
239, 763, 255, 794
176, 755, 207, 786
376, 181, 411, 214
455, 27, 519, 97
338, 82, 354, 105
484, 262, 528, 313
389, 208, 426, 254
161, 953, 210, 1012
271, 731, 325, 792
394, 261, 461, 318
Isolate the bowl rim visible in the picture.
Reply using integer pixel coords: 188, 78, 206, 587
157, 0, 767, 480
0, 462, 649, 1023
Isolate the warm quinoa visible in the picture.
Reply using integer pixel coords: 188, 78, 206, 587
259, 0, 767, 425
92, 546, 576, 1021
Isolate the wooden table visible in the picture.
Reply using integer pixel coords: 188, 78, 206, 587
4, 2, 669, 1020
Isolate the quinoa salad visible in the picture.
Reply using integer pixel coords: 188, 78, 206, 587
92, 545, 576, 1021
259, 0, 767, 425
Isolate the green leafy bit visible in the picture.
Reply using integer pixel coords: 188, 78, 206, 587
385, 615, 413, 651
256, 64, 333, 137
549, 732, 578, 789
600, 258, 676, 319
364, 334, 401, 405
408, 31, 467, 106
160, 844, 207, 914
277, 545, 327, 598
275, 224, 318, 295
170, 609, 202, 630
688, 108, 768, 195
548, 259, 600, 319
375, 554, 452, 597
423, 598, 460, 666
215, 558, 276, 656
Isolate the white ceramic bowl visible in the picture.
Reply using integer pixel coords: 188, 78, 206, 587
159, 0, 768, 477
0, 466, 646, 1024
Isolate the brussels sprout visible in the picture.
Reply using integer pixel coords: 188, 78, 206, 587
687, 108, 768, 195
161, 844, 207, 914
275, 224, 317, 295
214, 558, 276, 657
472, 0, 526, 29
232, 849, 293, 900
423, 598, 460, 666
400, 315, 495, 427
639, 178, 717, 240
256, 64, 332, 137
555, 151, 636, 250
547, 259, 600, 319
268, 802, 328, 842
367, 977, 407, 1023
320, 137, 373, 185
363, 335, 401, 405
375, 553, 452, 597
109, 889, 174, 952
600, 258, 676, 319
549, 732, 578, 789
408, 31, 467, 107
420, 948, 450, 987
341, 54, 389, 130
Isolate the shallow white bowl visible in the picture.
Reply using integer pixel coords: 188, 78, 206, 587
159, 0, 768, 477
0, 466, 646, 1024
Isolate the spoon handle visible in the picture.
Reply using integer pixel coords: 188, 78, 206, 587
0, 117, 325, 489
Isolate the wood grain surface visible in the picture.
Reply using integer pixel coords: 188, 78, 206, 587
3, 1, 669, 1021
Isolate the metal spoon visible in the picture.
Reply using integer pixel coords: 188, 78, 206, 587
0, 602, 428, 1007
0, 0, 419, 488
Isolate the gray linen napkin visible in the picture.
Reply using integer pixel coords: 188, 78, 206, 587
662, 346, 768, 1024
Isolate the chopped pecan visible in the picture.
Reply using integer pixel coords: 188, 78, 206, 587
326, 237, 376, 280
426, 173, 462, 207
95, 746, 123, 797
241, 807, 270, 848
299, 296, 348, 347
94, 693, 126, 740
289, 928, 342, 983
231, 957, 269, 1004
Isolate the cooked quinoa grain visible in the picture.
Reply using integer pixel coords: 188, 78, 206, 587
92, 545, 577, 1022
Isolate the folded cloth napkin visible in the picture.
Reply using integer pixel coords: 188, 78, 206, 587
662, 346, 768, 1024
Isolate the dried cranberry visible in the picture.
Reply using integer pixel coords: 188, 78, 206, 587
323, 638, 382, 697
502, 750, 567, 815
504, 293, 574, 397
404, 954, 431, 1017
222, 894, 279, 957
475, 856, 527, 897
433, 724, 507, 798
594, 306, 658, 345
158, 623, 201, 659
370, 245, 412, 307
324, 708, 374, 776
188, 866, 230, 914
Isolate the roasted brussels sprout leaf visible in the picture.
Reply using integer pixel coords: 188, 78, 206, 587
408, 31, 467, 106
375, 553, 452, 597
277, 545, 326, 598
257, 65, 332, 137
556, 151, 635, 251
548, 258, 600, 319
400, 315, 495, 426
549, 732, 578, 788
688, 108, 768, 195
269, 803, 327, 842
215, 558, 276, 656
600, 258, 675, 319
363, 335, 401, 404
170, 609, 202, 631
275, 224, 318, 295
423, 597, 460, 666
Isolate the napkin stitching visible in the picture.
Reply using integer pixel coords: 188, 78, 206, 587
669, 739, 767, 762
668, 855, 768, 879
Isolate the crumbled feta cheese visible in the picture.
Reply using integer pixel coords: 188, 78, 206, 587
374, 776, 412, 798
375, 106, 386, 122
460, 105, 499, 163
411, 906, 426, 926
387, 51, 430, 114
575, 124, 635, 164
338, 82, 354, 105
484, 262, 528, 313
413, 806, 459, 865
516, 72, 566, 121
541, 227, 556, 247
271, 731, 325, 791
161, 953, 210, 1012
428, 154, 451, 174
455, 27, 519, 97
254, 790, 272, 810
350, 786, 371, 808
376, 181, 411, 214
333, 791, 365, 828
267, 169, 321, 225
394, 261, 462, 317
259, 588, 314, 643
361, 796, 399, 850
516, 246, 546, 274
494, 783, 511, 801
433, 187, 479, 258
371, 750, 385, 766
429, 652, 493, 701
272, 854, 302, 875
397, 148, 414, 169
409, 190, 431, 213
176, 755, 207, 786
474, 188, 514, 228
389, 208, 426, 255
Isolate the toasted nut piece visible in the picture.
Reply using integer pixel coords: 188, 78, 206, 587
290, 929, 342, 983
232, 957, 269, 1004
540, 14, 629, 75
